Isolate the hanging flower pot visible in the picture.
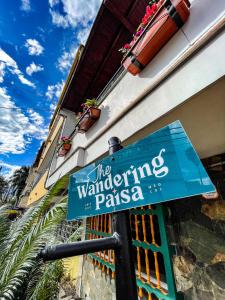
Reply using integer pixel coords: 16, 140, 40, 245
76, 99, 101, 134
62, 143, 71, 151
58, 136, 72, 156
121, 0, 191, 75
58, 148, 67, 157
78, 106, 101, 133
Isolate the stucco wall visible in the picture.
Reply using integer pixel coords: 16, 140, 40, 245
46, 7, 225, 187
27, 170, 48, 205
38, 116, 64, 168
63, 255, 83, 295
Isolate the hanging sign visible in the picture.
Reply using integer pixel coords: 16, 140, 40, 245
68, 120, 215, 220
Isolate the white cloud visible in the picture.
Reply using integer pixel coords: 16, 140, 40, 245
49, 0, 102, 28
50, 103, 56, 112
46, 81, 64, 100
26, 62, 44, 76
27, 109, 44, 126
49, 102, 57, 119
0, 161, 20, 179
0, 62, 5, 83
0, 87, 48, 155
0, 48, 35, 87
77, 27, 91, 45
25, 39, 44, 56
49, 10, 69, 28
18, 74, 35, 87
49, 0, 59, 7
57, 47, 77, 72
20, 0, 31, 12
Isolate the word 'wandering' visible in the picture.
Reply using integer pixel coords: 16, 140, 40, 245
76, 149, 169, 210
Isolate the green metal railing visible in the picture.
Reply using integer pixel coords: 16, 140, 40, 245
86, 204, 182, 300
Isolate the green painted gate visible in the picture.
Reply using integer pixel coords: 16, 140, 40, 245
86, 204, 183, 300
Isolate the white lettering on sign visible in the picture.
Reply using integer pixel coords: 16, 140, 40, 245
76, 148, 169, 211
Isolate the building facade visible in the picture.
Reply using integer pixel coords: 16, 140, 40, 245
22, 0, 225, 299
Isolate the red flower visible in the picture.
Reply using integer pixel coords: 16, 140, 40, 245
61, 136, 71, 143
135, 27, 144, 37
123, 43, 131, 49
151, 3, 157, 13
142, 15, 149, 25
118, 2, 158, 55
146, 5, 152, 16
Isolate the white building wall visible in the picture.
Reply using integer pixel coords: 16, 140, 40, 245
46, 0, 225, 187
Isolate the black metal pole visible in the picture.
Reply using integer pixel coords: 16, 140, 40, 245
108, 137, 138, 300
39, 234, 120, 261
39, 137, 138, 300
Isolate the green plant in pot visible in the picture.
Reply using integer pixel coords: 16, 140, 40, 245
76, 98, 101, 133
82, 98, 98, 109
61, 136, 72, 151
58, 136, 71, 157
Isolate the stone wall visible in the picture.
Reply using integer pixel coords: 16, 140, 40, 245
169, 154, 225, 299
81, 258, 115, 300
81, 154, 225, 300
81, 196, 225, 300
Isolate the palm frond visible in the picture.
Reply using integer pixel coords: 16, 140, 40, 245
3, 177, 68, 257
67, 225, 83, 243
0, 199, 67, 291
0, 174, 81, 300
25, 260, 63, 300
0, 205, 12, 255
0, 179, 69, 298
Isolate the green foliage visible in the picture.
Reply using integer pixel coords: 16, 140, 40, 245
24, 260, 63, 300
0, 175, 80, 300
0, 205, 11, 248
148, 0, 159, 5
84, 98, 98, 108
50, 174, 69, 197
9, 166, 29, 202
0, 176, 8, 202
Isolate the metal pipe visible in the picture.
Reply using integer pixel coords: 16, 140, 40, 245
39, 234, 120, 261
108, 137, 138, 300
40, 136, 138, 300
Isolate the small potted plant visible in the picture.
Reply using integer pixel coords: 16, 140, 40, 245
61, 136, 72, 150
76, 98, 101, 133
58, 136, 72, 156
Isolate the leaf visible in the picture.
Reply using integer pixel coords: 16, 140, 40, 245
0, 176, 81, 299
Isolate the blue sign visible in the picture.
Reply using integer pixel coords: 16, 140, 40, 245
68, 121, 215, 220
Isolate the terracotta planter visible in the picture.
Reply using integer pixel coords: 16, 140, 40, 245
122, 0, 190, 75
78, 107, 101, 133
62, 143, 71, 151
58, 148, 67, 157
58, 143, 71, 157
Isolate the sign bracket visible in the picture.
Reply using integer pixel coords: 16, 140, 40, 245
39, 137, 138, 300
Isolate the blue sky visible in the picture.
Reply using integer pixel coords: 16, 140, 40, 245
0, 0, 101, 177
